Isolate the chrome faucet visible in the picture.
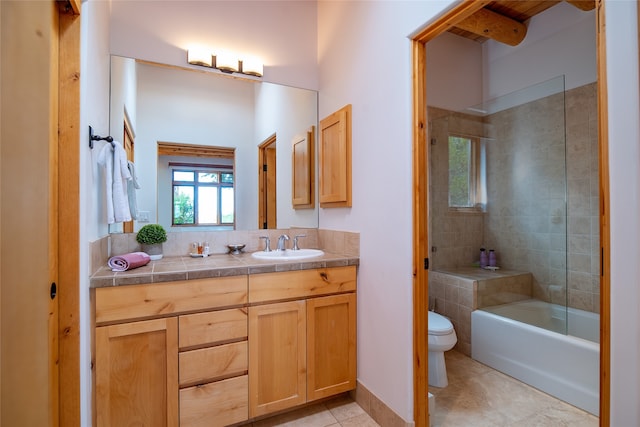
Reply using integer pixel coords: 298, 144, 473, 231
292, 234, 306, 250
259, 236, 272, 252
276, 234, 289, 251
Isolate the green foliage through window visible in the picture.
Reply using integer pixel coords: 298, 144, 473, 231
171, 167, 234, 226
448, 135, 486, 210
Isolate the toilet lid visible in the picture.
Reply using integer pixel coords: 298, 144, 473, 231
428, 311, 453, 336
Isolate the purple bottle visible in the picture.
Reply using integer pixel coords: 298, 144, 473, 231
480, 248, 488, 268
489, 250, 497, 267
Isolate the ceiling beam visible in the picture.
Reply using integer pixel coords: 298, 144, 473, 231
565, 0, 596, 11
454, 8, 527, 46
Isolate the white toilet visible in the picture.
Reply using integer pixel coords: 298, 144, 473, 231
428, 311, 457, 388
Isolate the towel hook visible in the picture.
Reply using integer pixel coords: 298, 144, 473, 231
89, 125, 114, 149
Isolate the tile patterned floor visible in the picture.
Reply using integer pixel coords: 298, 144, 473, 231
245, 394, 380, 427
244, 350, 599, 427
428, 350, 599, 427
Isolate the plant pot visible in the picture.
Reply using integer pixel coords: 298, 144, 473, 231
142, 243, 163, 260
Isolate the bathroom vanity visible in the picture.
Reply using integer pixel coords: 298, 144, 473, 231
91, 253, 358, 427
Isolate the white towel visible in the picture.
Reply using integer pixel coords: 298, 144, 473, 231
97, 141, 132, 224
127, 160, 141, 220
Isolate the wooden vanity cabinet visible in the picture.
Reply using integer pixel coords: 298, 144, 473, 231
94, 276, 248, 427
94, 267, 356, 426
248, 266, 357, 417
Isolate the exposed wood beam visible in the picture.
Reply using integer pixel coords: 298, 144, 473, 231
454, 8, 527, 46
565, 0, 596, 11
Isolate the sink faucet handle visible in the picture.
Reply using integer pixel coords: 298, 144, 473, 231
292, 234, 307, 250
259, 236, 272, 252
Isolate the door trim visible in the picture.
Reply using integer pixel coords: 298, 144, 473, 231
410, 2, 610, 426
58, 4, 81, 426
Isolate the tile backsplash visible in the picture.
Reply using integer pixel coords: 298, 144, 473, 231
90, 228, 359, 275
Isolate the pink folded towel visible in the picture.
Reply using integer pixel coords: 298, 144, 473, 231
108, 252, 151, 271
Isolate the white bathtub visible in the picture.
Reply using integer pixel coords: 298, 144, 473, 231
471, 299, 599, 416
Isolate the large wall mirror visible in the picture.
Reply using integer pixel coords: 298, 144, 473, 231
109, 56, 319, 233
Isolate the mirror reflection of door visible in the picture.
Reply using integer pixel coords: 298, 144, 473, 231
122, 116, 135, 233
258, 134, 277, 229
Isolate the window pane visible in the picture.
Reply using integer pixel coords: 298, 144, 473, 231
173, 186, 194, 224
198, 172, 219, 183
198, 187, 218, 224
173, 171, 195, 182
221, 173, 234, 183
449, 136, 472, 207
221, 187, 235, 223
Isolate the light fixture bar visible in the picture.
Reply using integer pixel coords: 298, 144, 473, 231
187, 49, 212, 67
186, 48, 262, 78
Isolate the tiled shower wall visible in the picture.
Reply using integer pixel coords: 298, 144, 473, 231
428, 107, 486, 270
428, 82, 599, 314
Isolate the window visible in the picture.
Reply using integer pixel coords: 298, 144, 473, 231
448, 135, 486, 211
171, 166, 234, 226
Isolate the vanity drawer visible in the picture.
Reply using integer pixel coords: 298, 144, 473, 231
180, 375, 248, 427
179, 308, 247, 349
95, 276, 248, 325
248, 266, 356, 303
179, 341, 248, 386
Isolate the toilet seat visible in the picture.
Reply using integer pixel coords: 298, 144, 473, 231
428, 311, 453, 336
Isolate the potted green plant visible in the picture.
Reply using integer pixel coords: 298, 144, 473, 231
136, 224, 167, 260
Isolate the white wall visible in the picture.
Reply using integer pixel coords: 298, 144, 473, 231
318, 1, 457, 421
80, 1, 112, 425
254, 83, 318, 229
605, 2, 640, 424
426, 32, 484, 111
483, 2, 596, 100
136, 63, 257, 230
109, 0, 318, 90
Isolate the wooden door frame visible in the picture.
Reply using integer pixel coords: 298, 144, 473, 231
410, 2, 610, 426
258, 134, 277, 229
58, 2, 82, 426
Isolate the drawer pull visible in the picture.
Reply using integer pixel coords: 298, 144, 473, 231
319, 272, 328, 282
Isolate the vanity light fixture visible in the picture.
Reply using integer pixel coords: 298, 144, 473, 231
186, 48, 263, 78
240, 58, 263, 77
187, 49, 213, 67
215, 53, 239, 73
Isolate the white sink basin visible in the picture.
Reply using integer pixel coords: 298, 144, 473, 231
251, 249, 324, 261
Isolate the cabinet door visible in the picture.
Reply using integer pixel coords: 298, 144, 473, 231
96, 318, 178, 427
292, 127, 315, 209
248, 300, 306, 417
319, 104, 352, 207
307, 293, 357, 401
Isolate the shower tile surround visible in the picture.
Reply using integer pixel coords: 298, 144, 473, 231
90, 228, 359, 275
428, 83, 599, 322
430, 268, 532, 356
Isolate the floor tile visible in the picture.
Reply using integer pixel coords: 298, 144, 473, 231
429, 350, 599, 427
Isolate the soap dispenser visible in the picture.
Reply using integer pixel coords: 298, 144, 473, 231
489, 249, 497, 267
479, 248, 488, 268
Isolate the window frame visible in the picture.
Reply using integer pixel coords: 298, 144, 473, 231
447, 134, 486, 213
170, 163, 235, 227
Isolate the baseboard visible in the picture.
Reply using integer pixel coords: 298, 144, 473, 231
350, 381, 414, 427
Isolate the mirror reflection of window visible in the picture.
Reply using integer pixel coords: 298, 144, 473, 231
171, 166, 235, 227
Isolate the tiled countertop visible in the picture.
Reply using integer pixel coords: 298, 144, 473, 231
90, 251, 359, 288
